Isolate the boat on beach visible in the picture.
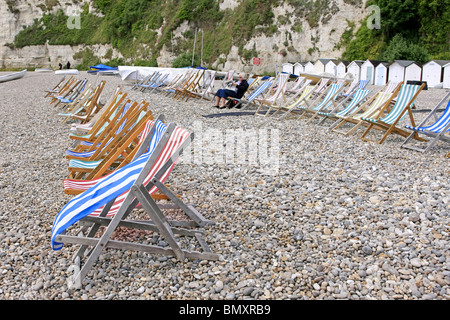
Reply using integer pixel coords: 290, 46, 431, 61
0, 69, 27, 83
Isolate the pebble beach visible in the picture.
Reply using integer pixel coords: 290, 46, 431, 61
0, 71, 449, 301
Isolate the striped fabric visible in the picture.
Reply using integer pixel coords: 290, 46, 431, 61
345, 92, 393, 121
63, 119, 165, 191
301, 83, 342, 111
291, 85, 315, 109
261, 73, 289, 103
52, 121, 188, 250
362, 84, 420, 124
319, 89, 370, 117
65, 106, 143, 159
405, 99, 450, 133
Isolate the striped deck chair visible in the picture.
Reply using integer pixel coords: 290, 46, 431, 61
220, 70, 235, 88
54, 79, 89, 109
308, 77, 331, 102
185, 70, 216, 102
285, 77, 306, 95
140, 73, 169, 93
47, 77, 77, 100
172, 70, 204, 100
341, 80, 369, 97
330, 83, 402, 135
67, 106, 155, 180
44, 76, 68, 97
162, 70, 193, 96
65, 100, 150, 162
298, 83, 345, 123
50, 78, 82, 105
59, 81, 106, 125
272, 85, 316, 120
65, 115, 166, 188
316, 88, 371, 126
227, 79, 273, 110
360, 83, 427, 144
52, 122, 218, 289
401, 91, 450, 153
131, 72, 157, 90
255, 73, 290, 116
70, 86, 124, 135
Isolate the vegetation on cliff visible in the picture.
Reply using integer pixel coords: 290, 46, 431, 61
9, 0, 450, 68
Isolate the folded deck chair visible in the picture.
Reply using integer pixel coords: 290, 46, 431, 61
315, 88, 371, 126
54, 79, 89, 109
131, 72, 156, 90
67, 108, 156, 180
64, 116, 166, 193
59, 81, 106, 124
297, 83, 345, 123
45, 76, 75, 98
254, 73, 290, 116
400, 91, 450, 153
51, 122, 218, 289
65, 100, 150, 162
70, 86, 124, 134
44, 76, 68, 97
360, 83, 427, 144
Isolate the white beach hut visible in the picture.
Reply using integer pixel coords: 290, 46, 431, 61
443, 62, 450, 89
324, 60, 338, 76
375, 62, 389, 86
347, 60, 363, 81
314, 58, 337, 74
303, 61, 315, 73
404, 62, 422, 82
389, 60, 421, 83
336, 61, 349, 78
293, 62, 304, 76
422, 60, 450, 88
282, 62, 294, 74
361, 60, 385, 85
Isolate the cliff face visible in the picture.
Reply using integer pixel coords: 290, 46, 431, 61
0, 0, 369, 72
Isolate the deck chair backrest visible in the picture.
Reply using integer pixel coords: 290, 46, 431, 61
247, 80, 273, 102
263, 73, 289, 103
313, 78, 330, 93
384, 81, 400, 94
333, 89, 371, 117
351, 91, 394, 121
378, 84, 421, 124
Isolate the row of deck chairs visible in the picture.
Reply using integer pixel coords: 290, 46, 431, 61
254, 74, 450, 156
45, 77, 219, 289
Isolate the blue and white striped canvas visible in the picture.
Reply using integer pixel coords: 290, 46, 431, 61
405, 99, 450, 133
52, 120, 167, 250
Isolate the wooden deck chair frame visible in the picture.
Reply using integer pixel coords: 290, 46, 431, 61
45, 76, 74, 98
52, 123, 219, 289
44, 76, 68, 97
70, 86, 124, 134
170, 71, 199, 99
54, 79, 89, 109
400, 91, 450, 153
65, 115, 166, 193
185, 70, 216, 102
66, 100, 150, 162
162, 71, 192, 96
174, 70, 205, 100
69, 90, 127, 144
50, 78, 81, 105
67, 108, 155, 180
360, 83, 427, 144
62, 81, 106, 125
299, 82, 346, 123
269, 84, 316, 121
329, 83, 402, 135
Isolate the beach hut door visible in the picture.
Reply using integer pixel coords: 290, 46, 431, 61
367, 66, 373, 85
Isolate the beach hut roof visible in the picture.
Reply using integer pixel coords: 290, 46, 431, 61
363, 60, 386, 68
423, 60, 450, 67
389, 60, 417, 68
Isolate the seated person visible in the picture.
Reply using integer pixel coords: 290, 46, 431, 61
213, 73, 249, 109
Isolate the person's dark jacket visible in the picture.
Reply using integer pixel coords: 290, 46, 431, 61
236, 80, 249, 99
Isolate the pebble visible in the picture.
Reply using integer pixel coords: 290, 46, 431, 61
0, 71, 448, 300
